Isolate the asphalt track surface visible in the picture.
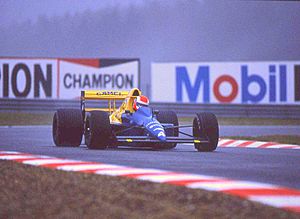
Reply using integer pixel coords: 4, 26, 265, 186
0, 126, 299, 190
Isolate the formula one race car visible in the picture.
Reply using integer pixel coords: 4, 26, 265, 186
52, 88, 219, 151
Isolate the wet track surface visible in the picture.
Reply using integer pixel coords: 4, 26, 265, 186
0, 126, 299, 189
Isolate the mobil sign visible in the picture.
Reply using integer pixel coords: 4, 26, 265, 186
151, 62, 300, 104
0, 58, 139, 99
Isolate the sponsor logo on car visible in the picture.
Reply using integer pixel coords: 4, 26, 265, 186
96, 91, 122, 96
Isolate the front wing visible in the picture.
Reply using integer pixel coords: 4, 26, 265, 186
116, 136, 209, 144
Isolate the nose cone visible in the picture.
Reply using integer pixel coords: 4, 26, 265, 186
157, 131, 167, 142
144, 119, 167, 142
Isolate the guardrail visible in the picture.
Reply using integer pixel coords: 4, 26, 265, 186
1, 99, 300, 119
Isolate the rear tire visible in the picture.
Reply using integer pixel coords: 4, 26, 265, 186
156, 110, 179, 149
52, 109, 83, 147
193, 112, 219, 152
85, 111, 113, 149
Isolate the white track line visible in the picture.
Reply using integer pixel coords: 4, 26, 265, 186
137, 173, 221, 183
23, 158, 79, 165
218, 139, 300, 150
249, 196, 300, 208
56, 164, 123, 171
95, 168, 167, 176
187, 181, 276, 191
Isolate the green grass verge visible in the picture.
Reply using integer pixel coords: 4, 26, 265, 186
1, 160, 297, 218
224, 135, 300, 145
179, 117, 300, 126
0, 112, 53, 125
1, 112, 300, 126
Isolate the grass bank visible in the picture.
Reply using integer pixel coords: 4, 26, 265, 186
1, 112, 300, 126
0, 160, 297, 219
179, 117, 300, 126
0, 112, 53, 126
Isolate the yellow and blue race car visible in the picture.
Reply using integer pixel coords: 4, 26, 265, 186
52, 88, 219, 151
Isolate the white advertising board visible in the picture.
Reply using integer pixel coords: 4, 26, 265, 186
0, 58, 57, 99
0, 58, 140, 99
152, 61, 300, 104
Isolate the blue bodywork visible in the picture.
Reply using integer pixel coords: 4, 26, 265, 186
121, 107, 167, 142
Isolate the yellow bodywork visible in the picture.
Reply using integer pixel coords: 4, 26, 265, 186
81, 88, 142, 124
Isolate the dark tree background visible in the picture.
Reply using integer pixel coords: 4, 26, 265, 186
1, 0, 300, 96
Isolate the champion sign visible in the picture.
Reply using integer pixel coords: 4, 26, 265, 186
152, 62, 300, 104
0, 58, 139, 99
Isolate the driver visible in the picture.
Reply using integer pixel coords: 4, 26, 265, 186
133, 95, 149, 111
121, 95, 150, 124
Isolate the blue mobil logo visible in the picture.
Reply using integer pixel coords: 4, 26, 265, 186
176, 64, 300, 104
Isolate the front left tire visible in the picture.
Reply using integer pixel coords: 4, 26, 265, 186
193, 112, 219, 152
84, 111, 114, 149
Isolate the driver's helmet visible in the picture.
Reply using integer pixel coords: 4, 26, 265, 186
133, 95, 149, 111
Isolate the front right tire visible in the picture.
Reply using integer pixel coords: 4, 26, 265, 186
156, 110, 179, 149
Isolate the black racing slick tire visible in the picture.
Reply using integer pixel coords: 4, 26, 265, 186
156, 110, 179, 149
52, 109, 83, 147
193, 112, 219, 152
85, 111, 113, 149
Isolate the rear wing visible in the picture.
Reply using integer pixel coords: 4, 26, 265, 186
81, 88, 141, 115
81, 90, 129, 100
